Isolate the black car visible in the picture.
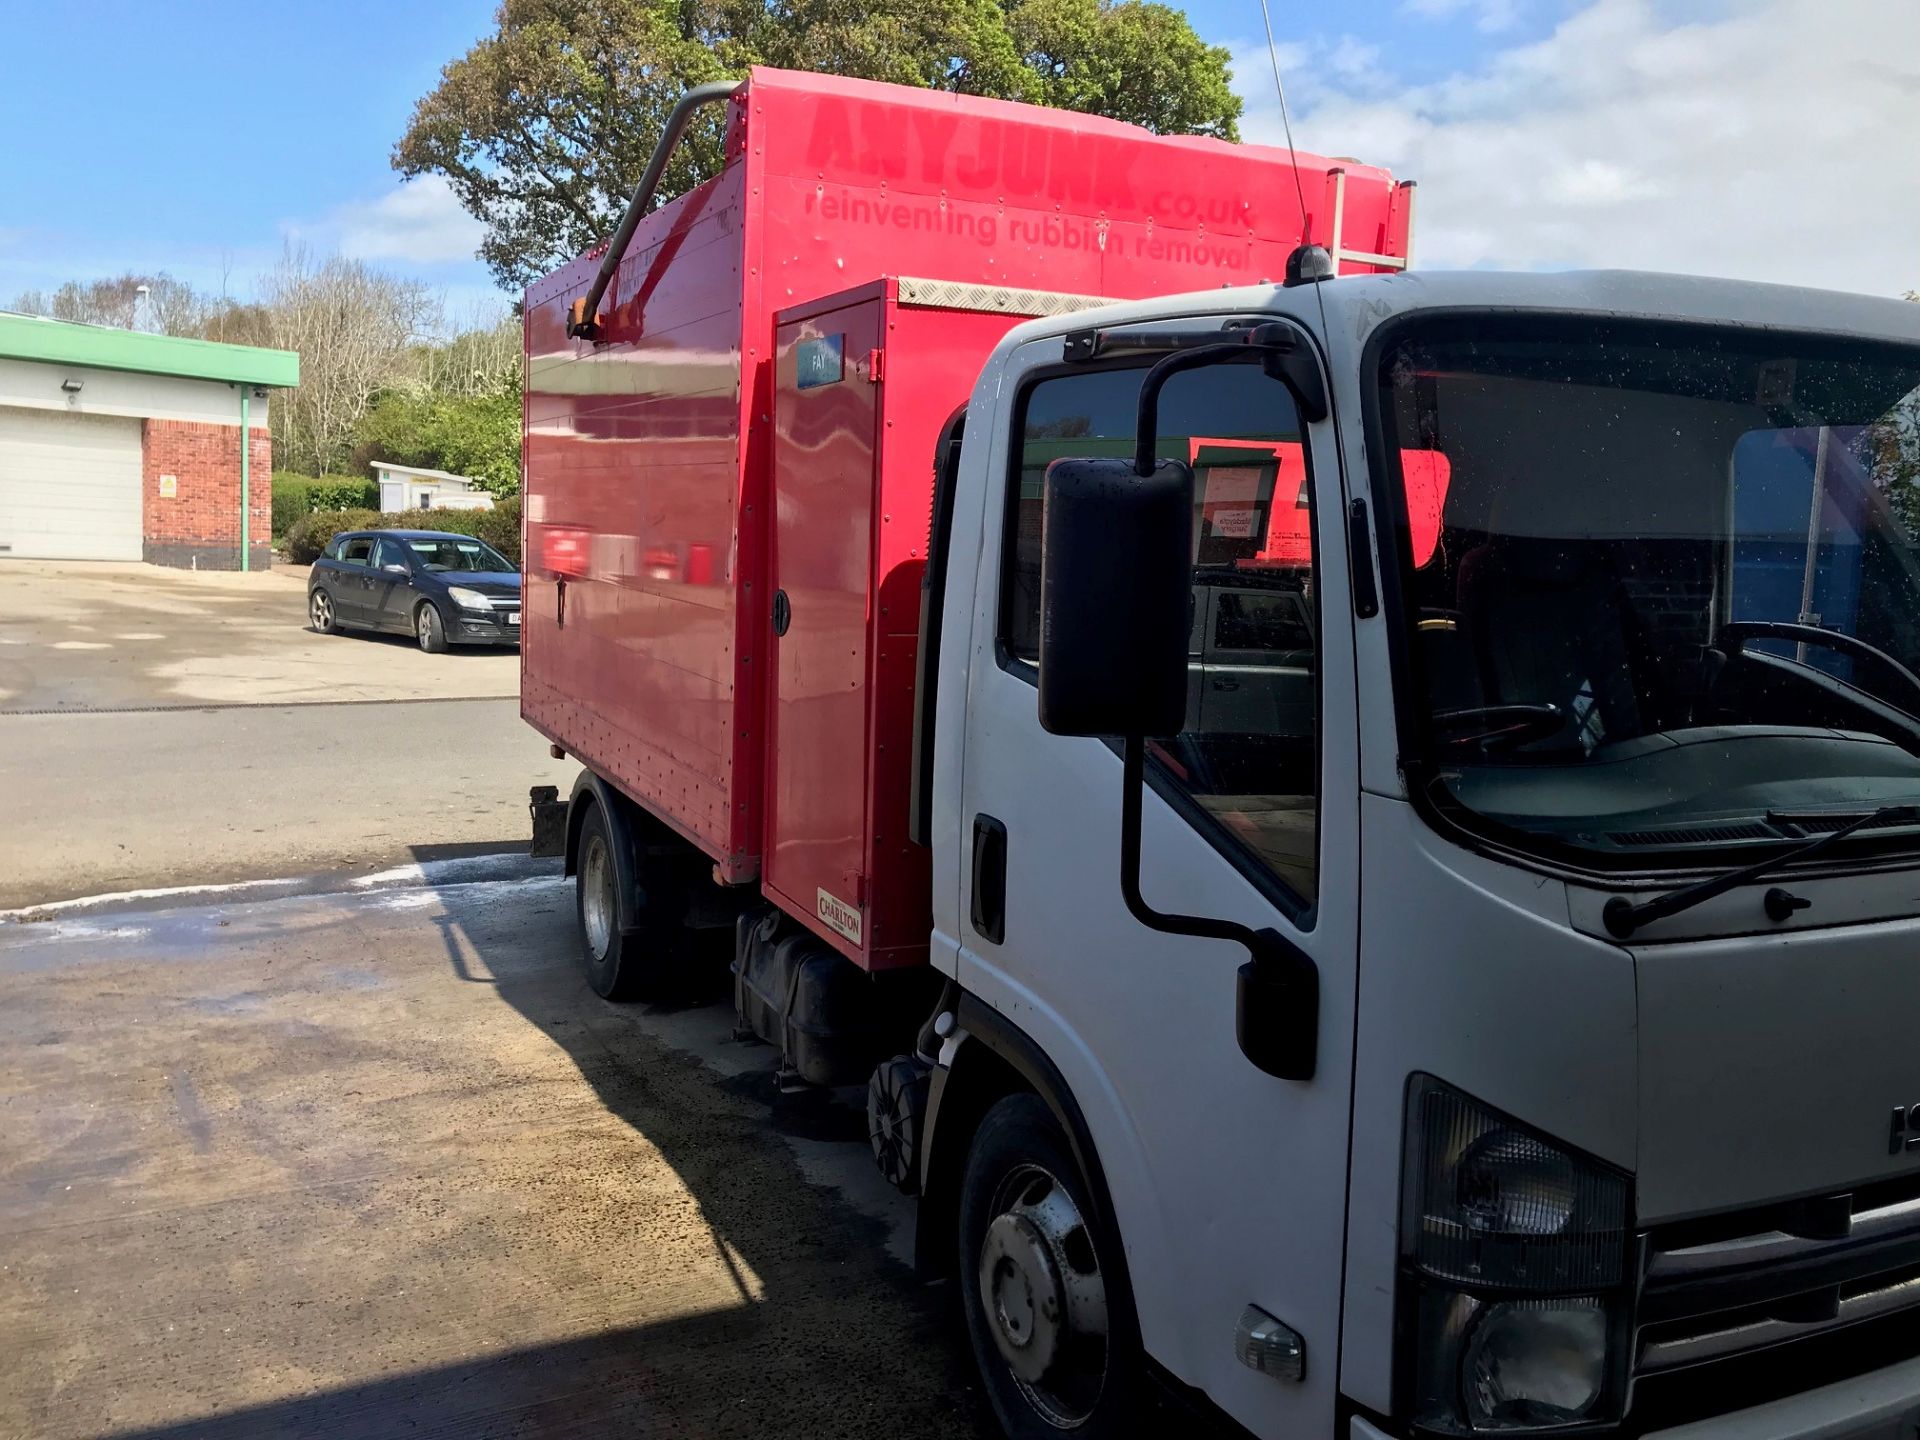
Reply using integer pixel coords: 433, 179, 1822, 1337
307, 529, 521, 652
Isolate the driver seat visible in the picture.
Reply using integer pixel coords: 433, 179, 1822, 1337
1457, 535, 1641, 748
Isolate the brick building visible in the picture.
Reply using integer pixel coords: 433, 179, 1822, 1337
0, 313, 298, 568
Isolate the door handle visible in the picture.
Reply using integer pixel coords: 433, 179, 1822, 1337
971, 814, 1007, 945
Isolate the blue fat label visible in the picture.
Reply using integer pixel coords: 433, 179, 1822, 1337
796, 334, 845, 389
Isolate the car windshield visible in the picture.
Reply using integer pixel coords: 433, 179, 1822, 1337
1379, 318, 1920, 862
407, 537, 515, 573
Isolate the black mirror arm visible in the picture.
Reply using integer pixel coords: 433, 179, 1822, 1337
1119, 735, 1319, 1080
1131, 329, 1330, 477
1132, 344, 1259, 476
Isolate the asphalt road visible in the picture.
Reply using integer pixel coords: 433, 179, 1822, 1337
0, 560, 520, 713
0, 560, 569, 911
0, 862, 984, 1439
0, 698, 574, 911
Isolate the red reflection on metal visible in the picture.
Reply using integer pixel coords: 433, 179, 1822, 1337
1399, 450, 1452, 568
541, 527, 590, 579
521, 65, 1411, 947
1185, 438, 1451, 570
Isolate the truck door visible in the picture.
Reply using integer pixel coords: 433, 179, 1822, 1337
765, 296, 884, 952
955, 332, 1360, 1436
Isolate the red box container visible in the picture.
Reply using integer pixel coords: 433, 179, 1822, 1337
522, 67, 1410, 968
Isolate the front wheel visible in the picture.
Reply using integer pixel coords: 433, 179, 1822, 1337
415, 601, 449, 654
959, 1093, 1144, 1438
309, 588, 338, 635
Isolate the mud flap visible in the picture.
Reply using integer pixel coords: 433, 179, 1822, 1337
529, 785, 567, 858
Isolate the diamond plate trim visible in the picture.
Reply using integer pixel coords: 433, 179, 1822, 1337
895, 277, 1115, 318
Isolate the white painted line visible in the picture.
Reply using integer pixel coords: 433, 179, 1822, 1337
0, 876, 304, 921
2, 853, 558, 923
349, 855, 542, 889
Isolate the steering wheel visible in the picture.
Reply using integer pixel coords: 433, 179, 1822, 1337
1432, 703, 1565, 753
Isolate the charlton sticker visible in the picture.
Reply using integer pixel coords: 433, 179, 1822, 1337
816, 887, 862, 945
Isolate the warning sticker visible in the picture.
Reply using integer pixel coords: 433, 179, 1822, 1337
817, 887, 862, 946
1210, 508, 1258, 539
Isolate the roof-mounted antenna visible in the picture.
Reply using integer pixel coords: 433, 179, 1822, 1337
1257, 0, 1337, 287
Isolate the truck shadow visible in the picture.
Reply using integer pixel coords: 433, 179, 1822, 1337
108, 854, 986, 1440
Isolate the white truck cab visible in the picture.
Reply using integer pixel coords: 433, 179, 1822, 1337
920, 266, 1920, 1440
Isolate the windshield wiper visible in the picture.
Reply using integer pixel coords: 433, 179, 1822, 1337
1601, 804, 1920, 939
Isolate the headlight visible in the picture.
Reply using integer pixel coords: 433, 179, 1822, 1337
1402, 1079, 1632, 1435
447, 586, 491, 611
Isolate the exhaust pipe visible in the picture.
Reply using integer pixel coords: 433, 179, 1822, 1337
567, 79, 741, 340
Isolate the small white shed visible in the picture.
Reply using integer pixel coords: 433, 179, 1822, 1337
373, 461, 494, 513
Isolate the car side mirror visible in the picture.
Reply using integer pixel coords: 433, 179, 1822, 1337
382, 563, 407, 575
1036, 456, 1193, 739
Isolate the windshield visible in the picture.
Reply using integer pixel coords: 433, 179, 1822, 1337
1378, 318, 1920, 862
407, 536, 515, 573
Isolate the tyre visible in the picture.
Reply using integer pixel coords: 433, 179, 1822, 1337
415, 601, 449, 654
309, 588, 339, 635
959, 1093, 1143, 1438
574, 800, 692, 1001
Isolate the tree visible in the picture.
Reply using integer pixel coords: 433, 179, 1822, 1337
1007, 0, 1239, 139
8, 272, 208, 335
263, 247, 440, 475
1874, 290, 1920, 535
394, 0, 734, 294
395, 0, 1242, 290
354, 318, 525, 498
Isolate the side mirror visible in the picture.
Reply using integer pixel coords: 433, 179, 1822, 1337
382, 563, 408, 575
1036, 456, 1193, 738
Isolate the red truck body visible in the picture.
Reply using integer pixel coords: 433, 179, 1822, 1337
522, 66, 1412, 969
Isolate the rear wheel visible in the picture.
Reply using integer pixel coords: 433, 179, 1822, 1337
574, 799, 694, 1001
415, 601, 449, 654
959, 1093, 1143, 1438
309, 588, 338, 634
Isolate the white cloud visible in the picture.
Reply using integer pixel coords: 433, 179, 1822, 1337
1236, 0, 1920, 297
300, 174, 485, 267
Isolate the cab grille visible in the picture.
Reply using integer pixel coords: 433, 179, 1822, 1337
1631, 1181, 1920, 1419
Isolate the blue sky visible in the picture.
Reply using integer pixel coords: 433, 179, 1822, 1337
0, 0, 1912, 315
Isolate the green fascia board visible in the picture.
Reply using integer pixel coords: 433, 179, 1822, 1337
0, 313, 299, 388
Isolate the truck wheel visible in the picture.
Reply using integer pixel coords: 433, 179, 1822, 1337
416, 601, 449, 654
959, 1093, 1142, 1438
574, 800, 687, 1001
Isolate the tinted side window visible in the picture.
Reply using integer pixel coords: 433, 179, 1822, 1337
372, 538, 411, 570
1002, 361, 1320, 905
340, 537, 374, 567
1214, 589, 1312, 652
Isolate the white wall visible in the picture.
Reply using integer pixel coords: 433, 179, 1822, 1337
0, 357, 270, 430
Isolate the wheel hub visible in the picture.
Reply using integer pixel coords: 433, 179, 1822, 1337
982, 1210, 1061, 1382
581, 836, 614, 960
977, 1170, 1109, 1400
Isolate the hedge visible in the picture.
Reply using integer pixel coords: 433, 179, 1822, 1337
271, 473, 381, 539
282, 496, 522, 568
283, 508, 381, 563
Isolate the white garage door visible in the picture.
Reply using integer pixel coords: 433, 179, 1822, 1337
0, 406, 143, 561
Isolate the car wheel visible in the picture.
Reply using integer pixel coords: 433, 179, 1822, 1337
959, 1094, 1146, 1439
415, 601, 449, 654
309, 588, 338, 635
